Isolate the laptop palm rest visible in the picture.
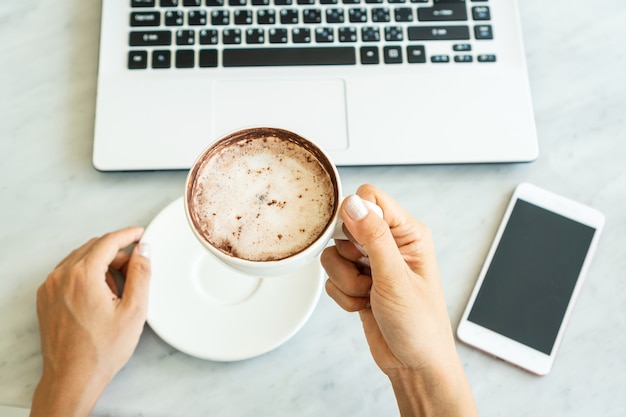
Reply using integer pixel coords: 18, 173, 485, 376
212, 79, 349, 152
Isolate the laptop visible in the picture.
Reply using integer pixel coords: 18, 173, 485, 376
93, 0, 538, 171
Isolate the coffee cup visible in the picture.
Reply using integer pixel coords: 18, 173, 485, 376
185, 127, 360, 277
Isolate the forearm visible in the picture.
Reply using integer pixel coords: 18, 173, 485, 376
387, 360, 478, 417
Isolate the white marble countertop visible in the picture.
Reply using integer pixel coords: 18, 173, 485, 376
1, 0, 625, 416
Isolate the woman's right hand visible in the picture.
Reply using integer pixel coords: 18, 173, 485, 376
321, 184, 477, 417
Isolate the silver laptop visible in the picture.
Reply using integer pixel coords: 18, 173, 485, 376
93, 0, 537, 170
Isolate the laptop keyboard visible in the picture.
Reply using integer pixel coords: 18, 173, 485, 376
128, 0, 495, 68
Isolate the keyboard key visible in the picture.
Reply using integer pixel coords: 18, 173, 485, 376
477, 54, 496, 62
199, 49, 218, 67
384, 26, 403, 41
275, 0, 293, 5
338, 27, 357, 42
183, 0, 202, 5
371, 8, 390, 23
320, 0, 339, 4
406, 45, 426, 63
128, 51, 148, 69
292, 28, 312, 43
280, 9, 299, 24
417, 3, 467, 21
229, 0, 247, 5
132, 0, 155, 7
246, 28, 265, 43
360, 46, 379, 64
152, 50, 171, 68
206, 0, 225, 5
474, 24, 493, 39
365, 0, 383, 3
164, 10, 184, 26
343, 0, 361, 4
269, 28, 289, 43
199, 29, 219, 44
160, 0, 179, 6
303, 9, 322, 24
408, 25, 470, 40
454, 54, 472, 62
326, 8, 345, 23
361, 26, 380, 42
223, 28, 242, 43
252, 0, 270, 5
223, 47, 356, 66
315, 27, 335, 42
130, 12, 161, 27
394, 7, 413, 22
234, 10, 253, 24
453, 43, 471, 51
176, 50, 195, 67
189, 10, 208, 25
298, 0, 316, 4
348, 8, 367, 23
383, 46, 402, 63
176, 29, 196, 45
257, 10, 277, 24
410, 0, 428, 2
130, 31, 172, 46
211, 10, 230, 25
430, 54, 449, 63
472, 6, 490, 20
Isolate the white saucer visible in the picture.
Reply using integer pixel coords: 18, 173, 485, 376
142, 197, 324, 361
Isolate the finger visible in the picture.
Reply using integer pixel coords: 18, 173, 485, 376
334, 239, 366, 263
120, 242, 151, 316
106, 269, 121, 297
355, 184, 439, 277
83, 227, 145, 273
321, 247, 372, 297
340, 193, 407, 286
325, 279, 370, 312
110, 249, 131, 271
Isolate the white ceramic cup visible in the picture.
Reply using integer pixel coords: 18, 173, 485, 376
184, 127, 373, 278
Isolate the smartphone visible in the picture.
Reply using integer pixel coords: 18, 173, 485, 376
457, 183, 605, 375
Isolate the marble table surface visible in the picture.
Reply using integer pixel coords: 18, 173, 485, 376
1, 0, 625, 416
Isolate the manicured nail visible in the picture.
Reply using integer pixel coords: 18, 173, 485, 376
136, 242, 151, 259
345, 195, 369, 221
357, 256, 371, 268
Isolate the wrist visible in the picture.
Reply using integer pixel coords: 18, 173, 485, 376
30, 365, 110, 417
386, 359, 478, 417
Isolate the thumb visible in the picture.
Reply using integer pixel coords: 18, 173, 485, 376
342, 195, 406, 282
121, 242, 152, 315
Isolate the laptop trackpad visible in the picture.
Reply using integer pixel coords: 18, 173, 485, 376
212, 79, 348, 151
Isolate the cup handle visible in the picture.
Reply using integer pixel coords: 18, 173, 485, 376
331, 199, 384, 241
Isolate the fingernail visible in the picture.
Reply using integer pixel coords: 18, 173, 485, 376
345, 195, 369, 221
136, 242, 151, 260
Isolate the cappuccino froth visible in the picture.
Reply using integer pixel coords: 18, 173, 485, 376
188, 133, 336, 262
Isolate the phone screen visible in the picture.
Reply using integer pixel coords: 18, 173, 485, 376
467, 199, 597, 355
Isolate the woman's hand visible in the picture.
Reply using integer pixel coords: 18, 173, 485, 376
31, 227, 151, 417
321, 185, 477, 417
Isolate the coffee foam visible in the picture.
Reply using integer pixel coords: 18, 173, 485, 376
189, 134, 335, 262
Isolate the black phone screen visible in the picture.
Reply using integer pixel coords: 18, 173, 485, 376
467, 199, 597, 355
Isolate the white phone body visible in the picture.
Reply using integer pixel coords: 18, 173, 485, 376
457, 183, 605, 375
